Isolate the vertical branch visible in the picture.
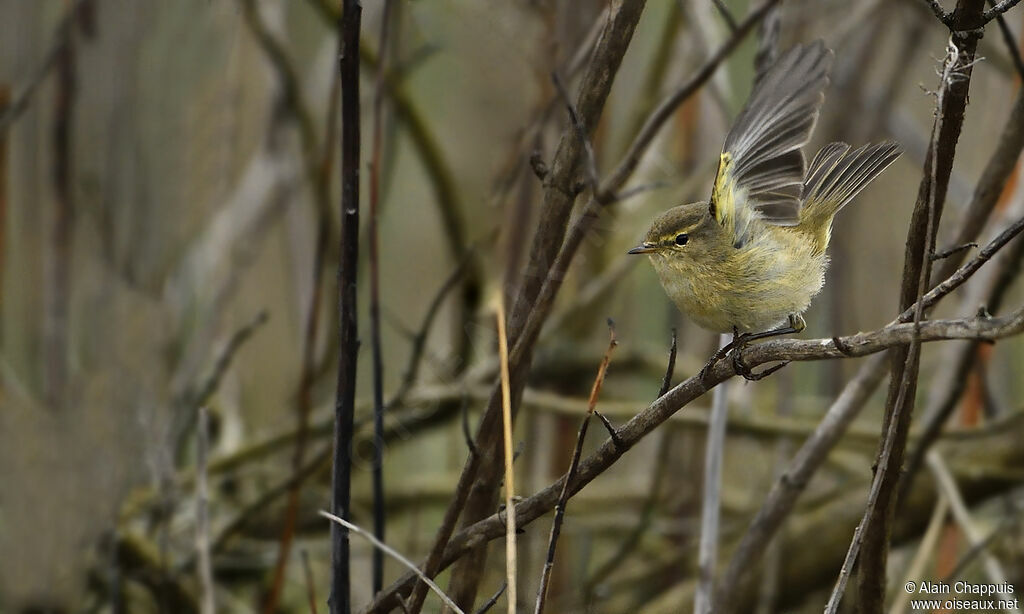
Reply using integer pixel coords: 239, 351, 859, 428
330, 2, 362, 614
45, 4, 78, 409
368, 0, 395, 595
855, 1, 987, 606
196, 408, 215, 614
693, 334, 731, 614
495, 301, 517, 614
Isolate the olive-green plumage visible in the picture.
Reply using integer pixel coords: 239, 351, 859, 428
630, 42, 901, 335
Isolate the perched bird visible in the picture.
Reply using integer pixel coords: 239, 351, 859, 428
628, 41, 901, 379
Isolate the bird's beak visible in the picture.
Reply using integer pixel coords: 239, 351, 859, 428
627, 242, 657, 255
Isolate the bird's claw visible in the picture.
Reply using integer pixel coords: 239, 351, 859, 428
730, 346, 788, 381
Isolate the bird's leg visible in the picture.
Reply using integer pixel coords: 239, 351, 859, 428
729, 314, 804, 381
698, 327, 743, 383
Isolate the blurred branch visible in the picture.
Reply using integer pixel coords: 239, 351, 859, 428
0, 0, 89, 133
195, 408, 215, 614
989, 0, 1024, 80
367, 0, 396, 593
711, 0, 739, 31
694, 335, 731, 614
926, 451, 1019, 605
932, 88, 1024, 285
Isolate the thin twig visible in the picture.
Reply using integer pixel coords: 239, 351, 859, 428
301, 549, 319, 614
931, 241, 978, 260
331, 2, 362, 613
473, 582, 507, 614
989, 0, 1024, 80
495, 301, 517, 614
196, 408, 214, 614
320, 512, 466, 614
922, 0, 954, 24
368, 0, 396, 593
659, 329, 678, 398
694, 334, 731, 614
187, 311, 270, 412
711, 0, 739, 31
534, 322, 617, 614
583, 330, 677, 595
982, 0, 1024, 22
387, 246, 477, 409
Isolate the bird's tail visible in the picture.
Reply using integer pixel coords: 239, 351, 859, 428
798, 141, 902, 252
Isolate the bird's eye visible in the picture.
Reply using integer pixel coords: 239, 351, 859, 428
674, 233, 689, 246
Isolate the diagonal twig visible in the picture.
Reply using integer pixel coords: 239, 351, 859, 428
533, 321, 617, 614
320, 511, 466, 614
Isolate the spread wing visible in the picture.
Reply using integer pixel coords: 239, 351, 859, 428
711, 41, 833, 245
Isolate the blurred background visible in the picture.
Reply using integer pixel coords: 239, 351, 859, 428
2, 0, 1024, 612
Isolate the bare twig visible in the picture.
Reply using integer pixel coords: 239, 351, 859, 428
922, 0, 954, 24
988, 0, 1024, 80
583, 330, 677, 594
387, 247, 477, 409
495, 300, 517, 614
982, 0, 1024, 22
320, 511, 466, 614
694, 335, 731, 614
196, 408, 214, 614
368, 0, 396, 593
331, 2, 362, 613
659, 329, 677, 398
534, 322, 617, 614
931, 241, 977, 261
931, 63, 1024, 286
302, 550, 319, 614
711, 0, 740, 31
473, 582, 507, 614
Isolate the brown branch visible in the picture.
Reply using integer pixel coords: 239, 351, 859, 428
331, 1, 362, 613
534, 322, 617, 614
856, 11, 986, 607
363, 304, 1024, 611
406, 3, 648, 611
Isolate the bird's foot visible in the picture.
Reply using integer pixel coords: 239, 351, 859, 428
730, 346, 788, 381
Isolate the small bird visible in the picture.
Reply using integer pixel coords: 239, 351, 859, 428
628, 41, 901, 380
